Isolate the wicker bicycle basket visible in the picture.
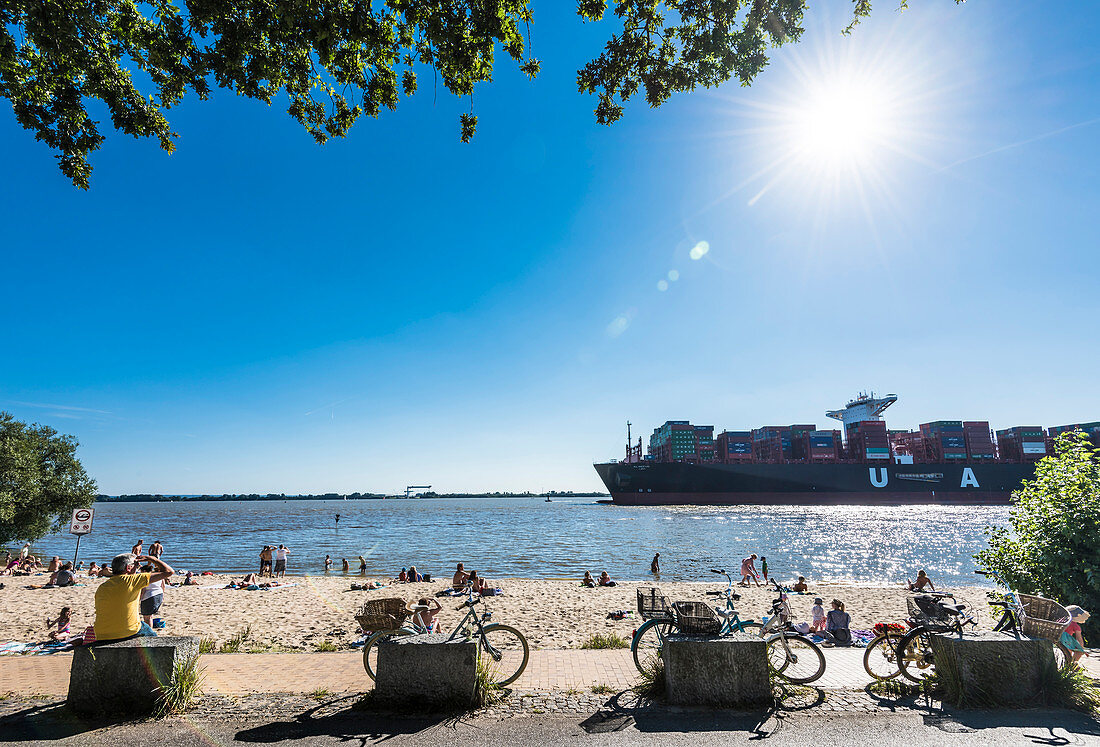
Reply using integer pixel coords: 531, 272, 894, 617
355, 597, 409, 633
672, 601, 721, 636
637, 586, 671, 620
1017, 594, 1071, 642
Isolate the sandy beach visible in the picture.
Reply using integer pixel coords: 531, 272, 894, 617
0, 572, 992, 651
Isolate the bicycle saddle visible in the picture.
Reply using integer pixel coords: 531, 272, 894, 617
939, 603, 966, 615
714, 608, 737, 620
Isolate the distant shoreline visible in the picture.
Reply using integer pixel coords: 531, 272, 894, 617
95, 492, 609, 503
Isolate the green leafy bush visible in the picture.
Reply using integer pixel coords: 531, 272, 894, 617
579, 633, 629, 650
975, 432, 1100, 639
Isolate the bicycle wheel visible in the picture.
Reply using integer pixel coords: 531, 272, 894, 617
766, 634, 826, 684
863, 632, 905, 681
897, 627, 937, 683
479, 623, 530, 687
632, 618, 678, 674
363, 629, 412, 680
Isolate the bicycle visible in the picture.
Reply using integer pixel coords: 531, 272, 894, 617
631, 571, 762, 673
976, 571, 1073, 671
362, 586, 530, 687
758, 578, 826, 684
894, 592, 977, 682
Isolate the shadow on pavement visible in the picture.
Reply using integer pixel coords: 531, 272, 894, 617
233, 697, 468, 744
578, 683, 827, 739
0, 699, 144, 742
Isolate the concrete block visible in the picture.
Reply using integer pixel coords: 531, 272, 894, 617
374, 633, 478, 708
663, 633, 771, 707
930, 631, 1056, 705
67, 636, 199, 717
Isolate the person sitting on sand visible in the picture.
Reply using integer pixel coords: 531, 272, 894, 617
397, 568, 407, 583
907, 570, 935, 592
453, 563, 470, 590
810, 597, 826, 633
1061, 606, 1092, 666
792, 576, 809, 593
46, 606, 72, 641
598, 571, 617, 587
4, 555, 21, 575
582, 571, 596, 588
97, 562, 112, 578
93, 553, 174, 644
468, 571, 485, 595
86, 562, 99, 577
739, 554, 761, 587
409, 597, 443, 632
182, 571, 200, 586
49, 562, 76, 588
48, 556, 61, 573
821, 599, 852, 646
407, 566, 421, 583
241, 573, 260, 585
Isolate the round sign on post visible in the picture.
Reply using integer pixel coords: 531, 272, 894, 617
70, 508, 94, 536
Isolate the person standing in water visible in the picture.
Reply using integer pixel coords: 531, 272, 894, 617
651, 553, 661, 574
335, 514, 340, 527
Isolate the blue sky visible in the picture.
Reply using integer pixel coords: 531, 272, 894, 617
2, 1, 1098, 494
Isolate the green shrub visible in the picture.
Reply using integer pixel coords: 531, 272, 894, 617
976, 433, 1100, 640
579, 633, 629, 650
197, 639, 217, 654
590, 683, 616, 695
314, 640, 338, 652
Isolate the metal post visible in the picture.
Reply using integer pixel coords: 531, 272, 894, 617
73, 534, 82, 567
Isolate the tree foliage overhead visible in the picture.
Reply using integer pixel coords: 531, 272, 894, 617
975, 432, 1100, 639
0, 1, 955, 188
0, 412, 98, 546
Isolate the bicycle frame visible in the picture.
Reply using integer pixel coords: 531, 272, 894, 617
708, 569, 758, 634
403, 587, 494, 643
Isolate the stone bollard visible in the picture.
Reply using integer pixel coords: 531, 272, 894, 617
67, 636, 200, 718
374, 633, 478, 709
930, 631, 1056, 706
663, 633, 771, 707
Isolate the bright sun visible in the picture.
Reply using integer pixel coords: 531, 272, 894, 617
791, 78, 891, 167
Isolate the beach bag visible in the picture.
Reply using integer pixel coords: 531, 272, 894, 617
794, 622, 811, 635
80, 626, 96, 645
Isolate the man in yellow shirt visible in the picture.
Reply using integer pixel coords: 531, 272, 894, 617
93, 553, 174, 642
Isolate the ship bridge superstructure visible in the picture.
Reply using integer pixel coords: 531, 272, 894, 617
826, 392, 898, 430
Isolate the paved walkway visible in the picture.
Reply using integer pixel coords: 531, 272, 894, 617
5, 648, 1096, 697
2, 648, 880, 696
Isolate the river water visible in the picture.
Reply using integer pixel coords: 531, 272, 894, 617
22, 498, 1008, 586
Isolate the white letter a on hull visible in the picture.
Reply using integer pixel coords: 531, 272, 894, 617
960, 468, 980, 488
869, 468, 888, 488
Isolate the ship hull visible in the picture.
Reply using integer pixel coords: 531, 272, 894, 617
593, 461, 1034, 506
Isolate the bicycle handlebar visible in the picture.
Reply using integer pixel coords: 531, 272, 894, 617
710, 569, 724, 574
705, 591, 723, 596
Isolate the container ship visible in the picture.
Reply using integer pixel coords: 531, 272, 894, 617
593, 393, 1099, 506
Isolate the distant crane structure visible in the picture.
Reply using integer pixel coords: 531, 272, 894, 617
405, 485, 432, 499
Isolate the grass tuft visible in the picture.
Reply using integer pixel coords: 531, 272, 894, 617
313, 640, 338, 652
590, 683, 616, 695
867, 676, 941, 699
197, 638, 217, 654
1041, 661, 1100, 713
309, 687, 333, 701
219, 626, 251, 653
153, 653, 205, 717
579, 633, 629, 650
473, 654, 503, 709
632, 656, 665, 700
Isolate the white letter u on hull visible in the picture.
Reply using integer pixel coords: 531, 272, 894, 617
869, 468, 888, 488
